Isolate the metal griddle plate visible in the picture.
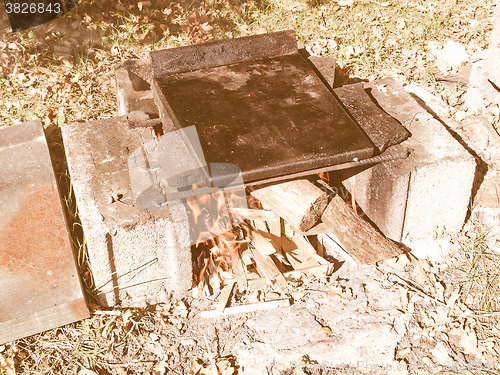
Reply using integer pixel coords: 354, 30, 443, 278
151, 31, 376, 185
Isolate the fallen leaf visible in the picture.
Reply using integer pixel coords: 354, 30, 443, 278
151, 358, 169, 375
430, 305, 450, 325
173, 300, 189, 318
459, 328, 483, 358
409, 259, 429, 286
327, 283, 356, 300
231, 317, 247, 331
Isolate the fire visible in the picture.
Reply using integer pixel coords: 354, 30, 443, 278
186, 184, 251, 290
317, 171, 330, 184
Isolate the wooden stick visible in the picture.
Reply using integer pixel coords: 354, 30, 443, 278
250, 179, 328, 232
229, 244, 248, 290
321, 195, 402, 263
228, 207, 277, 221
247, 263, 335, 291
200, 299, 291, 318
217, 280, 235, 313
249, 244, 288, 291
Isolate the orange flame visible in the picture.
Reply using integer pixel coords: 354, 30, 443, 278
187, 185, 253, 288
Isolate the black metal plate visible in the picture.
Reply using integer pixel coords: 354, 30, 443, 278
153, 45, 376, 184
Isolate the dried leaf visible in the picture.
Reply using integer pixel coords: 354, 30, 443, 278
459, 328, 483, 358
327, 283, 356, 300
430, 305, 450, 325
231, 317, 248, 331
409, 259, 429, 286
173, 300, 189, 318
0, 353, 15, 375
151, 358, 169, 375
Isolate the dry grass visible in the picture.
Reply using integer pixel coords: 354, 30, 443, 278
0, 0, 496, 127
451, 222, 500, 354
0, 0, 499, 374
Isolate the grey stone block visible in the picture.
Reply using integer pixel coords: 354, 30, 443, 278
235, 264, 405, 373
307, 55, 336, 87
336, 78, 476, 259
114, 58, 159, 120
61, 116, 193, 308
0, 120, 88, 344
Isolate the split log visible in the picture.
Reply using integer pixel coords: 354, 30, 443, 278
250, 179, 328, 232
281, 234, 323, 270
321, 195, 403, 263
249, 241, 288, 291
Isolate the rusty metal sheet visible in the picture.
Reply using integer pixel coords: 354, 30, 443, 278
0, 120, 88, 345
152, 47, 376, 185
150, 30, 298, 78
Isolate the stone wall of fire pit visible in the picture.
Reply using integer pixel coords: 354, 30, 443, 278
61, 116, 193, 308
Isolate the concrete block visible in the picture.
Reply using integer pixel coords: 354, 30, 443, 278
61, 116, 193, 307
114, 58, 159, 120
0, 120, 88, 344
336, 78, 476, 259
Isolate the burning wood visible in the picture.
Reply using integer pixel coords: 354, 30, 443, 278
187, 169, 402, 315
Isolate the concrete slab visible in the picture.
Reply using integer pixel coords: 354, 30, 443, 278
61, 116, 193, 308
335, 78, 476, 260
234, 264, 406, 373
334, 82, 411, 152
0, 120, 88, 345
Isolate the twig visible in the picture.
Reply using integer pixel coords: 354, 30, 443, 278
203, 334, 218, 375
200, 299, 292, 318
381, 270, 448, 307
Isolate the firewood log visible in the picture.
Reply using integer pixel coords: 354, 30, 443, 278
250, 179, 327, 232
321, 195, 403, 263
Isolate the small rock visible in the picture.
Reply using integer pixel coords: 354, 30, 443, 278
432, 341, 453, 364
441, 41, 468, 67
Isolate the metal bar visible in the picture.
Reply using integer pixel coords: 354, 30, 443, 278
164, 148, 411, 201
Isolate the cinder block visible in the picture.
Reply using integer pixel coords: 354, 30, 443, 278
61, 116, 193, 308
114, 58, 159, 119
336, 78, 476, 259
0, 120, 88, 344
